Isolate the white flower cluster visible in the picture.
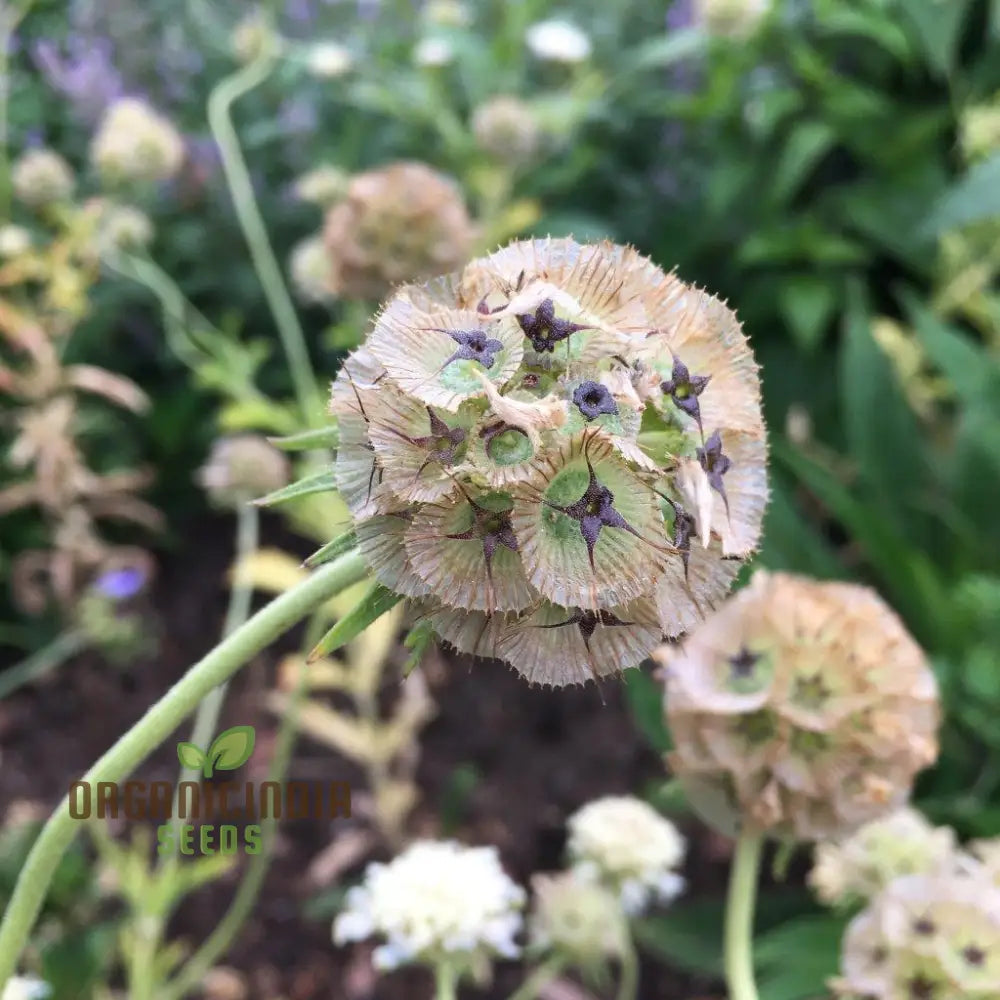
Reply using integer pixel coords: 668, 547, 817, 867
292, 165, 349, 208
307, 42, 354, 78
0, 225, 32, 259
91, 98, 185, 185
289, 235, 332, 304
2, 977, 50, 1000
525, 20, 592, 63
93, 202, 154, 256
11, 148, 74, 208
334, 840, 525, 972
567, 796, 686, 915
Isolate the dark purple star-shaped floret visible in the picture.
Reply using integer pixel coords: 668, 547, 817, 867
728, 646, 760, 679
660, 355, 711, 435
410, 408, 467, 477
538, 607, 635, 653
696, 429, 732, 518
445, 496, 519, 583
663, 496, 696, 581
543, 459, 641, 572
516, 298, 591, 353
439, 328, 504, 369
572, 381, 619, 421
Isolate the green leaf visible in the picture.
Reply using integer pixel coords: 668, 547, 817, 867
626, 27, 704, 71
304, 530, 358, 569
307, 581, 402, 662
253, 468, 337, 507
402, 619, 436, 677
176, 742, 206, 771
756, 476, 843, 579
755, 914, 848, 1000
898, 0, 973, 76
268, 425, 340, 452
777, 276, 838, 352
769, 122, 836, 206
207, 725, 256, 774
623, 667, 671, 753
816, 5, 914, 62
922, 153, 1000, 236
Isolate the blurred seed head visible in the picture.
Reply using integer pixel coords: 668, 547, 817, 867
333, 840, 525, 975
93, 201, 154, 257
960, 99, 1000, 165
566, 796, 686, 915
423, 0, 472, 28
655, 570, 940, 841
695, 0, 771, 37
525, 20, 592, 63
231, 12, 280, 64
197, 435, 290, 510
832, 862, 1000, 999
529, 871, 629, 966
330, 237, 767, 685
0, 224, 33, 259
11, 148, 75, 209
91, 97, 185, 185
292, 165, 350, 208
472, 96, 541, 167
306, 42, 354, 78
289, 235, 333, 304
809, 807, 957, 908
322, 161, 475, 301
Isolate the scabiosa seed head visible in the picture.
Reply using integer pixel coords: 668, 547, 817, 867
529, 871, 629, 967
809, 808, 957, 908
832, 863, 1000, 1000
472, 96, 541, 167
289, 235, 333, 304
423, 0, 472, 27
329, 237, 767, 685
333, 840, 525, 976
322, 161, 475, 301
91, 98, 185, 185
655, 570, 940, 841
11, 148, 75, 208
197, 435, 290, 509
566, 796, 686, 916
93, 201, 154, 256
695, 0, 771, 37
292, 164, 350, 208
0, 225, 32, 259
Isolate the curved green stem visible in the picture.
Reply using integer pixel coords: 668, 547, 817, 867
207, 58, 323, 426
504, 956, 566, 1000
616, 935, 639, 1000
0, 549, 368, 988
433, 961, 459, 1000
724, 829, 763, 1000
0, 630, 88, 701
161, 612, 319, 999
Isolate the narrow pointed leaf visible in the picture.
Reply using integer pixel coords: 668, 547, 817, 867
268, 425, 340, 452
253, 468, 337, 507
304, 530, 358, 569
307, 581, 402, 662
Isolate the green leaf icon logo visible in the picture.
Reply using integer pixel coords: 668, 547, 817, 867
177, 742, 207, 772
205, 725, 256, 778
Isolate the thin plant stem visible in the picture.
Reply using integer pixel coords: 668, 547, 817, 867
434, 961, 459, 1000
724, 829, 763, 1000
616, 936, 639, 1000
161, 612, 320, 1000
0, 549, 369, 988
207, 58, 324, 426
0, 630, 88, 701
176, 502, 260, 791
504, 956, 567, 1000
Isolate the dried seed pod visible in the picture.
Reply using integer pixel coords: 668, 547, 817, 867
655, 570, 940, 840
197, 435, 290, 510
90, 98, 184, 185
323, 162, 476, 301
330, 237, 768, 686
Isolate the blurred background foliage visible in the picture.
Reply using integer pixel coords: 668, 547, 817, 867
3, 0, 1000, 995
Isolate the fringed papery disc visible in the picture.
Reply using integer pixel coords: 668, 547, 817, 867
329, 353, 396, 517
467, 417, 540, 488
497, 598, 663, 687
691, 429, 768, 557
511, 433, 669, 609
416, 600, 512, 660
655, 541, 742, 638
639, 288, 763, 438
559, 374, 643, 441
355, 514, 430, 599
404, 491, 537, 612
368, 297, 523, 411
366, 388, 473, 504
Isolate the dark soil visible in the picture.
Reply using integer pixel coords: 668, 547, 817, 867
0, 515, 728, 1000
